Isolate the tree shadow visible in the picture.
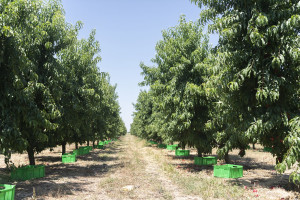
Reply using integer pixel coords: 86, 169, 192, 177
166, 154, 194, 161
228, 173, 300, 192
100, 146, 124, 154
79, 154, 118, 162
173, 162, 214, 175
0, 142, 124, 200
226, 154, 275, 170
167, 152, 300, 193
36, 155, 62, 163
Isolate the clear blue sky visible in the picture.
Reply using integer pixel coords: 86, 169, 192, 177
61, 0, 218, 131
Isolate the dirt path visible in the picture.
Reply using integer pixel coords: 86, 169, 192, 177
1, 134, 298, 199
140, 143, 202, 200
0, 134, 201, 199
96, 134, 201, 200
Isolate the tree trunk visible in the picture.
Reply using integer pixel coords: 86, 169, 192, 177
93, 141, 95, 146
180, 142, 186, 150
97, 140, 99, 145
62, 141, 66, 155
87, 141, 90, 146
276, 156, 282, 164
75, 142, 78, 149
224, 152, 230, 164
252, 143, 255, 149
196, 147, 202, 157
27, 146, 35, 165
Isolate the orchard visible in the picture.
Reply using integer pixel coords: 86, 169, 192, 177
0, 0, 299, 199
131, 0, 300, 184
0, 0, 126, 166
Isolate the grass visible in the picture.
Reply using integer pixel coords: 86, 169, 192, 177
147, 144, 246, 200
4, 135, 296, 199
97, 136, 173, 199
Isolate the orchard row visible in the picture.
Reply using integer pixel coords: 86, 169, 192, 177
131, 1, 300, 183
0, 0, 126, 166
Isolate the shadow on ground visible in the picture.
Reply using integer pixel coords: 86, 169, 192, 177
0, 142, 124, 200
165, 151, 300, 193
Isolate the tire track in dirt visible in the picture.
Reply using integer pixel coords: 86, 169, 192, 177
139, 145, 202, 200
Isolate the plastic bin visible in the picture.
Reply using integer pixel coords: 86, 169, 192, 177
87, 146, 93, 151
72, 149, 78, 156
11, 165, 45, 181
62, 153, 76, 163
166, 145, 178, 150
214, 164, 243, 178
175, 149, 190, 156
33, 165, 45, 179
78, 147, 89, 155
0, 184, 15, 200
93, 144, 104, 149
157, 144, 167, 148
194, 156, 217, 165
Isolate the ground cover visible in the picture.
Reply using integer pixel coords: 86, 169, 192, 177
0, 135, 299, 199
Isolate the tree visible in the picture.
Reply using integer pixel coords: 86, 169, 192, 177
138, 16, 214, 156
0, 0, 73, 165
130, 90, 161, 142
191, 0, 300, 182
0, 0, 126, 165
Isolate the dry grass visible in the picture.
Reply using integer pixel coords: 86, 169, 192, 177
144, 141, 300, 200
145, 144, 244, 200
97, 136, 173, 200
1, 135, 299, 199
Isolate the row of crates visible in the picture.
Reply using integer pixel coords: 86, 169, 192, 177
153, 142, 243, 179
63, 140, 113, 164
4, 139, 116, 200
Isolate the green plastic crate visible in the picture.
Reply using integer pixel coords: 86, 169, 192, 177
99, 141, 105, 145
87, 146, 93, 151
93, 144, 104, 149
72, 149, 79, 156
62, 153, 76, 163
0, 184, 15, 200
175, 149, 190, 156
78, 147, 89, 155
263, 147, 272, 152
166, 145, 178, 150
194, 156, 217, 165
157, 144, 167, 148
33, 165, 45, 179
214, 164, 243, 178
11, 165, 45, 181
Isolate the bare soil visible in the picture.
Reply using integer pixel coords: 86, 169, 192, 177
157, 143, 300, 199
0, 135, 299, 200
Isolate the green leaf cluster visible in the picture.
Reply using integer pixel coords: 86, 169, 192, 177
190, 0, 300, 183
0, 0, 126, 165
131, 16, 214, 156
132, 0, 299, 184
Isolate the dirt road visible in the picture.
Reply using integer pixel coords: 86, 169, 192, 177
0, 135, 201, 199
0, 134, 298, 200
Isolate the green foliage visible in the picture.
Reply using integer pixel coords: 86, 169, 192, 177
131, 90, 161, 141
191, 0, 300, 183
0, 0, 126, 165
132, 16, 213, 155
